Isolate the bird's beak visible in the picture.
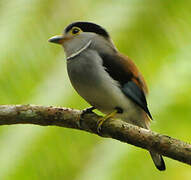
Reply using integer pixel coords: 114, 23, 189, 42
48, 35, 65, 45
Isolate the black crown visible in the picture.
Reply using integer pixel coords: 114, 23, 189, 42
64, 22, 109, 38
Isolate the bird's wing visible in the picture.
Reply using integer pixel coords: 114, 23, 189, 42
100, 52, 152, 119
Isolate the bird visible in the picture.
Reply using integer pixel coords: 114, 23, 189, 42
48, 21, 166, 171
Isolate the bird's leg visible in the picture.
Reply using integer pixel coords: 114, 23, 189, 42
81, 106, 95, 117
97, 109, 118, 133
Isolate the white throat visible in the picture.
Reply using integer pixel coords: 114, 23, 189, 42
66, 40, 92, 61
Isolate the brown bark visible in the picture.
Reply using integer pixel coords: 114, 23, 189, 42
0, 104, 190, 166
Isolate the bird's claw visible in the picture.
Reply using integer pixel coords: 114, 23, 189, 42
97, 118, 105, 134
96, 109, 119, 134
81, 107, 95, 118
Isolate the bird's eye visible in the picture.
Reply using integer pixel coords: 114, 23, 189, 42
71, 28, 81, 35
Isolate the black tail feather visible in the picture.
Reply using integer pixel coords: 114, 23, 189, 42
150, 151, 166, 171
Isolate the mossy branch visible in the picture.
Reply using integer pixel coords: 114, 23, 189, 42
0, 104, 190, 166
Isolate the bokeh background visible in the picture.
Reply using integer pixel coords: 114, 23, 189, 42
0, 0, 191, 179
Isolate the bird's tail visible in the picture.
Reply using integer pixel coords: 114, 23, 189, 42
122, 113, 166, 171
143, 114, 166, 171
149, 151, 166, 171
135, 113, 166, 171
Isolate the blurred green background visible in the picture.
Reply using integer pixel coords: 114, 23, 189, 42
0, 0, 191, 179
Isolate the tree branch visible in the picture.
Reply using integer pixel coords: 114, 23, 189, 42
0, 104, 190, 166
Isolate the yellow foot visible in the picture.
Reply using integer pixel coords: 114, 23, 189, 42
97, 109, 118, 133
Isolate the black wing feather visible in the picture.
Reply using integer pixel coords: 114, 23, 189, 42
122, 81, 152, 119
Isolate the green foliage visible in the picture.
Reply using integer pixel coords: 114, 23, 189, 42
0, 0, 191, 179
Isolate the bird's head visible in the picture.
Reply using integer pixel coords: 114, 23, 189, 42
48, 21, 117, 59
